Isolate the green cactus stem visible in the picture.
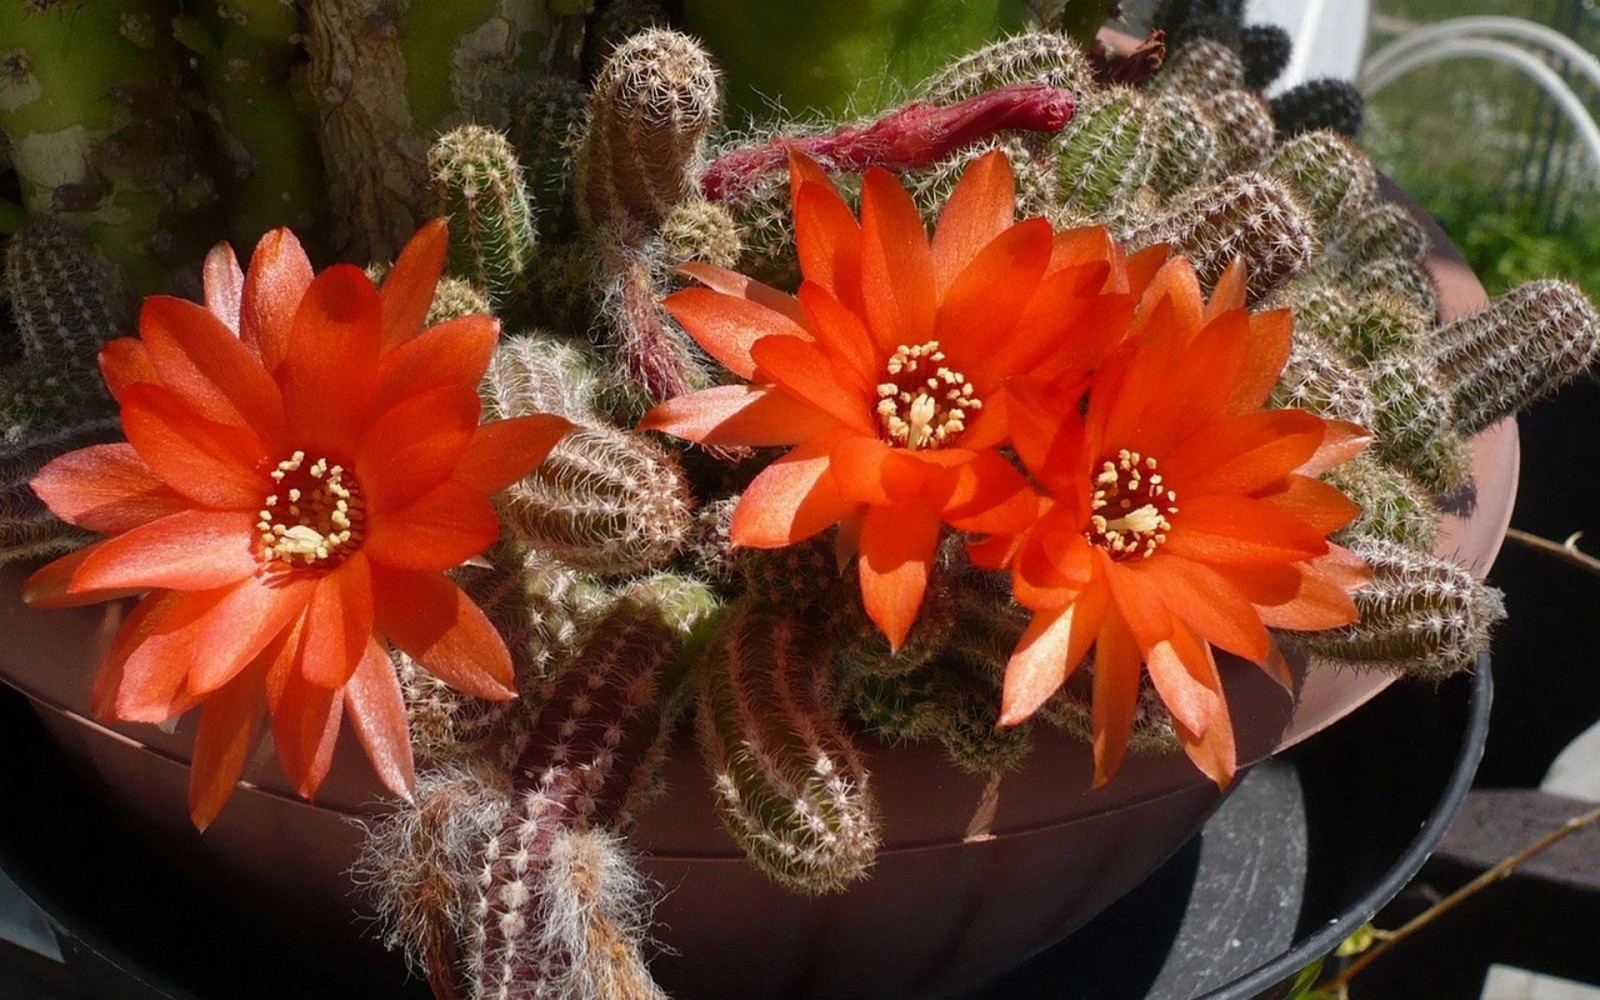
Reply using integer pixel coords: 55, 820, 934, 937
849, 670, 941, 744
429, 124, 539, 305
482, 332, 610, 423
657, 198, 742, 268
577, 29, 723, 239
0, 417, 118, 566
0, 1, 219, 292
698, 603, 880, 894
919, 31, 1094, 103
508, 75, 589, 243
1040, 666, 1181, 756
1329, 200, 1429, 268
1431, 279, 1600, 436
1265, 129, 1377, 232
1268, 330, 1373, 426
1287, 538, 1505, 679
357, 758, 515, 1000
2, 217, 125, 362
1145, 94, 1221, 198
426, 276, 494, 326
1195, 88, 1276, 176
911, 136, 1063, 225
497, 420, 694, 578
1365, 352, 1472, 495
596, 240, 707, 406
172, 1, 327, 248
1049, 87, 1156, 222
926, 663, 1034, 775
1146, 38, 1246, 100
1324, 454, 1440, 552
1124, 172, 1315, 301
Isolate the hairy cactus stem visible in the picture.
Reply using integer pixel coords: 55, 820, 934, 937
700, 84, 1078, 203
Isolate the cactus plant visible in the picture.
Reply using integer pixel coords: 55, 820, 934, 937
429, 125, 539, 305
1270, 78, 1365, 139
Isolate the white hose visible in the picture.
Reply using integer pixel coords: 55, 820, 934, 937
1361, 16, 1600, 99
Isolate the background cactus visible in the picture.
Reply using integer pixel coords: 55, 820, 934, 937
429, 125, 539, 305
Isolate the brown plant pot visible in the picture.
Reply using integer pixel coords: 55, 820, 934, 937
0, 192, 1516, 999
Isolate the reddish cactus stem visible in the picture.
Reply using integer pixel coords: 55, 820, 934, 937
701, 84, 1078, 202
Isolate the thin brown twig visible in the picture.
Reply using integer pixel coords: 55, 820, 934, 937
1320, 803, 1600, 992
1505, 527, 1600, 580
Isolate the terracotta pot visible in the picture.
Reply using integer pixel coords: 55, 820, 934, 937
0, 194, 1516, 999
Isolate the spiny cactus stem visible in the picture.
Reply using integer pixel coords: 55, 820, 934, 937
617, 247, 694, 405
417, 798, 466, 1000
701, 85, 1077, 202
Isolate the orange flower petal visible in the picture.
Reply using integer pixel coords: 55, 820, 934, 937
379, 218, 449, 350
279, 264, 383, 456
1122, 243, 1174, 298
187, 573, 316, 697
99, 338, 159, 402
730, 429, 860, 547
1047, 225, 1117, 276
749, 335, 875, 434
1132, 257, 1205, 337
859, 167, 937, 351
240, 227, 314, 374
678, 262, 810, 328
88, 591, 180, 718
139, 295, 287, 440
1253, 561, 1362, 631
361, 479, 500, 571
941, 451, 1037, 535
1296, 420, 1374, 476
1203, 258, 1248, 322
70, 509, 258, 594
792, 174, 864, 316
1259, 475, 1362, 536
1159, 622, 1237, 787
1102, 556, 1175, 652
1091, 608, 1143, 787
453, 413, 574, 495
202, 241, 244, 335
1000, 581, 1107, 726
796, 281, 880, 392
935, 217, 1054, 384
1137, 554, 1271, 663
356, 387, 479, 512
371, 566, 516, 699
345, 637, 417, 800
639, 384, 840, 447
265, 621, 343, 799
298, 553, 374, 688
368, 314, 499, 417
664, 285, 811, 381
31, 443, 191, 534
188, 656, 267, 830
113, 589, 228, 722
828, 435, 932, 506
1161, 495, 1330, 565
23, 544, 143, 609
1225, 309, 1294, 415
1164, 410, 1327, 498
989, 271, 1126, 385
931, 148, 1016, 295
120, 382, 271, 509
856, 501, 942, 651
1144, 634, 1220, 739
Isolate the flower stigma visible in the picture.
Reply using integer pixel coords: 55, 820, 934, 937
1087, 449, 1178, 560
257, 450, 365, 568
875, 340, 982, 450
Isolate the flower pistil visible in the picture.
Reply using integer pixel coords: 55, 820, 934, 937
257, 450, 366, 568
874, 340, 983, 450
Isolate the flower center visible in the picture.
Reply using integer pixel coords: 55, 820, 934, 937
256, 451, 366, 569
874, 340, 982, 450
1087, 449, 1179, 560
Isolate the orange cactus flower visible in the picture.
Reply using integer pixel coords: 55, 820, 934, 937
23, 222, 572, 829
641, 150, 1160, 648
979, 257, 1371, 788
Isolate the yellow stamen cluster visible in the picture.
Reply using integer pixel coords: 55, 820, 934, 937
1087, 449, 1178, 560
257, 451, 365, 569
875, 340, 982, 450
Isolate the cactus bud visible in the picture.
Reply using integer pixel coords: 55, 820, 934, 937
657, 197, 742, 268
1288, 538, 1504, 679
1431, 279, 1600, 435
428, 125, 538, 304
697, 604, 880, 894
577, 29, 722, 236
426, 276, 494, 326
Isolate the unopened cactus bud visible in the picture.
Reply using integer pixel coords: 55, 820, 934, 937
1266, 129, 1377, 231
1330, 200, 1429, 267
1288, 538, 1504, 679
499, 423, 693, 578
1148, 38, 1246, 99
2, 218, 125, 362
577, 29, 722, 236
429, 125, 538, 305
1196, 88, 1276, 176
1269, 331, 1373, 425
1365, 352, 1472, 494
1270, 78, 1365, 138
1324, 454, 1440, 552
697, 604, 879, 894
657, 198, 742, 268
1125, 172, 1315, 301
1240, 24, 1292, 90
1431, 280, 1600, 435
920, 31, 1094, 103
